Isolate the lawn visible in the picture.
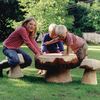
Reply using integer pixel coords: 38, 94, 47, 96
0, 44, 100, 100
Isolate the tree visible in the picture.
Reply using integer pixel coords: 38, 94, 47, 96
67, 0, 100, 36
19, 0, 74, 33
0, 0, 25, 41
87, 0, 100, 32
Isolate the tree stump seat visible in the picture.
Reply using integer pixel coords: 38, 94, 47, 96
80, 58, 100, 85
35, 53, 78, 83
8, 53, 24, 78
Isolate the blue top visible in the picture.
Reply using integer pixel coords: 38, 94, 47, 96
41, 33, 64, 53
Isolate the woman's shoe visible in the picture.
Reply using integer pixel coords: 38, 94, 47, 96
0, 59, 9, 69
0, 59, 9, 77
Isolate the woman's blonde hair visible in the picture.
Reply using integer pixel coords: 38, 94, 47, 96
55, 25, 67, 35
48, 23, 56, 34
22, 17, 37, 33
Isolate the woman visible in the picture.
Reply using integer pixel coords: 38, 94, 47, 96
0, 17, 41, 77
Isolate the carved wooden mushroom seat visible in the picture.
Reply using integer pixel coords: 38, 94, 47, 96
80, 58, 100, 85
8, 53, 24, 78
35, 53, 78, 83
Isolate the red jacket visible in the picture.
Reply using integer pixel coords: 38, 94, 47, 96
3, 26, 40, 55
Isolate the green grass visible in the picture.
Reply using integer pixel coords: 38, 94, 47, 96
0, 44, 100, 100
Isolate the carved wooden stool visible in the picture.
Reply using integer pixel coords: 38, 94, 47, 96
35, 53, 78, 83
80, 58, 100, 85
8, 53, 24, 78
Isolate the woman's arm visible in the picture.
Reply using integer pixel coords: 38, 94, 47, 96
19, 27, 41, 55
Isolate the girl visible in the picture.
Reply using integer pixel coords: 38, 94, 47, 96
0, 17, 41, 77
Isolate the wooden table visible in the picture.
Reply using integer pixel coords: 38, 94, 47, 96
35, 53, 78, 83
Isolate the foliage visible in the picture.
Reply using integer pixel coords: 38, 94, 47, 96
0, 0, 25, 41
67, 0, 100, 36
87, 0, 100, 31
0, 0, 99, 41
68, 1, 92, 36
19, 0, 74, 33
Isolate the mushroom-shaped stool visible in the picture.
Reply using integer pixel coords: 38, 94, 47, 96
35, 53, 78, 83
80, 58, 100, 85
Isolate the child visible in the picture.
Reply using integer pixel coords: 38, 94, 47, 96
41, 23, 64, 53
38, 24, 64, 75
44, 25, 88, 67
0, 17, 41, 77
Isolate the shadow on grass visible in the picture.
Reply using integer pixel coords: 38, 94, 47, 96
20, 75, 83, 86
20, 75, 46, 84
71, 80, 81, 85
